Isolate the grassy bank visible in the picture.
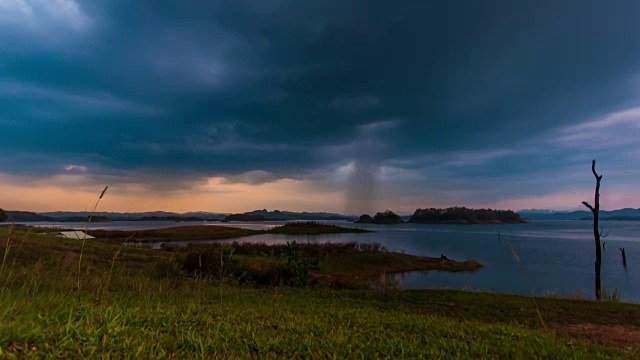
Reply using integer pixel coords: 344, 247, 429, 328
85, 222, 369, 243
267, 221, 370, 234
176, 241, 482, 288
88, 225, 263, 243
1, 225, 639, 358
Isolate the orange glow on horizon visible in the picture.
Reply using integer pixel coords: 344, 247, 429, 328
0, 175, 344, 214
0, 173, 637, 214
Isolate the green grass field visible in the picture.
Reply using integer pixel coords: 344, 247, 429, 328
1, 225, 639, 358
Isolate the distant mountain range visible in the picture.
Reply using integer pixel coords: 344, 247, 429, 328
519, 208, 640, 221
4, 211, 54, 222
5, 208, 639, 223
4, 209, 355, 222
246, 209, 354, 221
4, 210, 228, 222
223, 209, 355, 222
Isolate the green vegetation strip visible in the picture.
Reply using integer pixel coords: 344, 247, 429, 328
86, 222, 370, 243
267, 222, 370, 234
87, 225, 263, 243
176, 241, 482, 288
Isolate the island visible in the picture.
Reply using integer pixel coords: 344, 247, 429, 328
409, 207, 526, 224
356, 207, 526, 224
355, 210, 403, 224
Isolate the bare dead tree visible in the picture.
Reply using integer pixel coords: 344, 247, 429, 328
582, 160, 603, 300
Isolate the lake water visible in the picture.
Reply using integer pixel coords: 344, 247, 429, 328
15, 219, 640, 302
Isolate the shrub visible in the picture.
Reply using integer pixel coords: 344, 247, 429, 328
179, 241, 320, 287
601, 288, 621, 303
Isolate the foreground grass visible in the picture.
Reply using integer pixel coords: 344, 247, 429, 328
1, 225, 639, 358
1, 286, 631, 359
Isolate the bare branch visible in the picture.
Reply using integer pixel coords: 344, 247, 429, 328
599, 228, 610, 238
591, 160, 603, 180
582, 201, 594, 212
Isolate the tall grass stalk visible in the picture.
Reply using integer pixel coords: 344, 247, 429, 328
2, 228, 29, 291
77, 186, 108, 293
96, 249, 120, 301
601, 288, 621, 303
96, 233, 133, 301
0, 223, 16, 281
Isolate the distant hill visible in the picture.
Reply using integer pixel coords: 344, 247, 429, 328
519, 208, 640, 220
5, 211, 54, 222
2, 211, 227, 222
233, 209, 355, 221
593, 216, 640, 221
224, 213, 266, 221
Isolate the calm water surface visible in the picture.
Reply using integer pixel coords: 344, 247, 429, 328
18, 219, 640, 302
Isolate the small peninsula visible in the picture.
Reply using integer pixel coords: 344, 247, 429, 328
268, 222, 370, 234
87, 222, 369, 243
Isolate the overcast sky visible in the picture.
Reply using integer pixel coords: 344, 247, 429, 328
1, 0, 639, 214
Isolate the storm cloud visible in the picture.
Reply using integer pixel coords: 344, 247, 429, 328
1, 0, 640, 213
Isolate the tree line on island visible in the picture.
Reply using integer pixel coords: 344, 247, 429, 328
356, 207, 525, 224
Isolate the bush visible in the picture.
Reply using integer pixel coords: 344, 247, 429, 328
181, 245, 240, 278
180, 241, 319, 287
274, 241, 320, 287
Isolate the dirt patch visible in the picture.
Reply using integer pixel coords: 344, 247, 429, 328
560, 323, 640, 355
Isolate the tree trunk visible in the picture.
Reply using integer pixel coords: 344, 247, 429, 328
582, 160, 603, 301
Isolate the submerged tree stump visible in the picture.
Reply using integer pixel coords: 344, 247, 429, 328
620, 248, 627, 268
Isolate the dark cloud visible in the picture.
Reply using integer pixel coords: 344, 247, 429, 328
2, 0, 640, 208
